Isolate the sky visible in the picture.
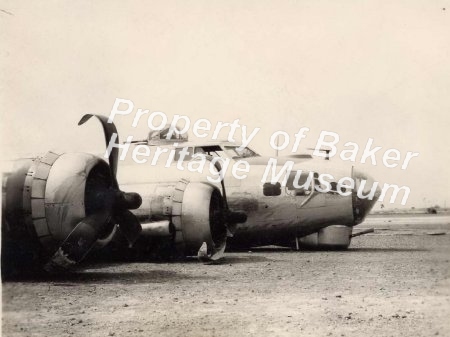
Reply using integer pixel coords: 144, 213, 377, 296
1, 1, 449, 208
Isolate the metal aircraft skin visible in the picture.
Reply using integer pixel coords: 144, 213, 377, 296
117, 135, 381, 252
1, 115, 242, 276
1, 116, 380, 276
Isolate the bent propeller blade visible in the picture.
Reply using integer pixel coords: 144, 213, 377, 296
78, 114, 119, 187
45, 211, 112, 271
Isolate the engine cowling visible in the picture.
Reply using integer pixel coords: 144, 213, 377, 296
3, 114, 149, 275
126, 179, 228, 259
2, 151, 117, 274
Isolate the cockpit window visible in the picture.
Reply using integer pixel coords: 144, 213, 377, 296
199, 145, 223, 153
173, 147, 194, 161
194, 146, 222, 158
172, 145, 260, 161
223, 146, 259, 158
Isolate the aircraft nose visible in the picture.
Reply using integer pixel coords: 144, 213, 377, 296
352, 168, 382, 225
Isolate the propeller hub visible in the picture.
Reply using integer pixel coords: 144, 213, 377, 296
118, 192, 142, 210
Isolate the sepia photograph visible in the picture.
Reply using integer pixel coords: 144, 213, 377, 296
1, 1, 449, 336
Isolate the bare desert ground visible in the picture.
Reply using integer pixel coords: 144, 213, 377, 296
2, 214, 450, 337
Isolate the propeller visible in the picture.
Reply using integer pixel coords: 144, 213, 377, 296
46, 114, 142, 270
212, 160, 247, 225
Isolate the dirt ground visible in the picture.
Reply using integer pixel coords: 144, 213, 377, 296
2, 215, 450, 337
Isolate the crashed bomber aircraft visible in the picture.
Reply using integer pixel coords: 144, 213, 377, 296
1, 114, 380, 275
119, 126, 381, 252
2, 114, 244, 275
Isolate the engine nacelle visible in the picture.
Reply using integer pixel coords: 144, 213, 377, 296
298, 225, 353, 250
127, 179, 227, 258
2, 151, 116, 274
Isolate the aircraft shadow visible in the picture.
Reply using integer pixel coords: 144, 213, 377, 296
347, 247, 428, 252
227, 247, 292, 253
230, 246, 428, 253
88, 251, 275, 265
119, 254, 274, 265
216, 255, 272, 264
2, 267, 216, 284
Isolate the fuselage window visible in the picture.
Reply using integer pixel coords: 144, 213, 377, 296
285, 171, 313, 196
